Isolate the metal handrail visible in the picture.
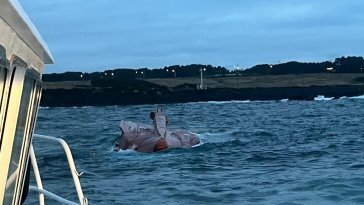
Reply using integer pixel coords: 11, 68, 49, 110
29, 186, 79, 205
31, 134, 88, 205
29, 145, 45, 205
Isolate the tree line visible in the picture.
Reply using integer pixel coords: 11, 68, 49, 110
43, 56, 364, 82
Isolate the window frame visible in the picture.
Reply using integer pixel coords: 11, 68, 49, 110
13, 68, 42, 205
0, 44, 10, 148
0, 55, 42, 204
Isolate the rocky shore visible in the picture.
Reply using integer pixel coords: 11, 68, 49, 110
40, 84, 364, 107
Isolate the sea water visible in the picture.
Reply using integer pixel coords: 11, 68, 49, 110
27, 98, 364, 205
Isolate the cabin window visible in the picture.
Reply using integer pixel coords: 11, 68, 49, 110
2, 65, 40, 205
0, 45, 7, 151
0, 67, 6, 110
0, 67, 6, 150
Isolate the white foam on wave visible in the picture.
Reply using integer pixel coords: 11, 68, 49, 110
231, 100, 251, 103
110, 147, 138, 154
280, 99, 289, 102
198, 100, 252, 104
196, 130, 238, 144
39, 106, 50, 109
71, 106, 94, 109
205, 101, 228, 104
349, 95, 364, 99
196, 132, 221, 138
183, 99, 278, 105
314, 95, 334, 101
192, 140, 206, 148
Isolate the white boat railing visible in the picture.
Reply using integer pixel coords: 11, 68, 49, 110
30, 134, 88, 205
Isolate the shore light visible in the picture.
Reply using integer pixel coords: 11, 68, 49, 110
200, 68, 206, 89
234, 64, 240, 88
172, 69, 176, 77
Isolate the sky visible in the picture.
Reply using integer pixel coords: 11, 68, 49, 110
20, 0, 364, 73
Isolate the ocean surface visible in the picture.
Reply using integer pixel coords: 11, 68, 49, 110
26, 97, 364, 205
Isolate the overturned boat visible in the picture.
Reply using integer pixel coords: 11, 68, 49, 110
113, 109, 200, 153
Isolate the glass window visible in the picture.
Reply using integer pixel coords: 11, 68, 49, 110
28, 84, 42, 135
0, 67, 6, 110
0, 45, 8, 155
0, 67, 7, 148
3, 75, 35, 205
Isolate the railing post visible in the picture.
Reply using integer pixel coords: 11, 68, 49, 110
30, 145, 45, 205
33, 134, 87, 205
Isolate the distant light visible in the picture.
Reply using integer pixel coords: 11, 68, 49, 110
203, 68, 206, 71
141, 71, 144, 74
111, 73, 114, 76
172, 69, 175, 73
166, 69, 169, 72
136, 71, 138, 74
80, 74, 83, 78
105, 73, 107, 75
269, 65, 273, 68
326, 67, 334, 71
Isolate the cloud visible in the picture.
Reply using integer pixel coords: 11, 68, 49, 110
20, 0, 364, 73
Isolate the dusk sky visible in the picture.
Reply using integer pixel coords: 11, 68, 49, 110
21, 0, 364, 73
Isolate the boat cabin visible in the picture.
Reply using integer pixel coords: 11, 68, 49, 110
0, 0, 53, 204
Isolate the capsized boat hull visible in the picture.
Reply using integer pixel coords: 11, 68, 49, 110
114, 121, 200, 153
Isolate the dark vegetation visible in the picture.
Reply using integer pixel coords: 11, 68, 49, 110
43, 56, 364, 82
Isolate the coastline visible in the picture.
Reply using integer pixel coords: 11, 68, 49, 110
40, 84, 364, 107
40, 73, 364, 107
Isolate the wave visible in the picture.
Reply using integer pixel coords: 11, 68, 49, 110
192, 141, 205, 148
193, 100, 275, 105
231, 100, 251, 103
314, 94, 364, 101
197, 130, 238, 136
204, 100, 251, 104
205, 101, 229, 104
245, 153, 279, 162
349, 94, 364, 99
314, 95, 334, 101
197, 139, 247, 147
109, 147, 138, 154
196, 130, 238, 141
71, 106, 95, 109
349, 164, 364, 169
